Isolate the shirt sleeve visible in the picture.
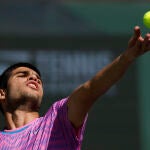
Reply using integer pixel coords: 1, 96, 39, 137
45, 97, 88, 145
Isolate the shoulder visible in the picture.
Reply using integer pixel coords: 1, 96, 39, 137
44, 97, 69, 117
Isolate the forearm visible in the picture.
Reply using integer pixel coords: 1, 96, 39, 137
83, 52, 133, 100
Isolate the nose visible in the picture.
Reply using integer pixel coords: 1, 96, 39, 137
28, 74, 39, 82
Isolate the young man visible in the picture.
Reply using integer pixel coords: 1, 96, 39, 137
0, 26, 150, 150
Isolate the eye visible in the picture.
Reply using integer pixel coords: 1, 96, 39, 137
17, 72, 28, 77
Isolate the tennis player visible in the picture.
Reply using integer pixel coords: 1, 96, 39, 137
0, 26, 150, 149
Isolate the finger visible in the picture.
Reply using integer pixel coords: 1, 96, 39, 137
143, 33, 150, 51
136, 36, 143, 50
128, 26, 141, 48
133, 26, 141, 38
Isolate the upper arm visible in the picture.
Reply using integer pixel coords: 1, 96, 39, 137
67, 81, 97, 128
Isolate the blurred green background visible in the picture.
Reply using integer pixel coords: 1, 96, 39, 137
0, 1, 150, 150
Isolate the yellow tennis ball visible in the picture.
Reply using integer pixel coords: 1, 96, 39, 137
143, 11, 150, 28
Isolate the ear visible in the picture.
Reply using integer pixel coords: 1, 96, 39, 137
0, 89, 6, 101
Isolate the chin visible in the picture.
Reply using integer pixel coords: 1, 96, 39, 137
21, 92, 41, 103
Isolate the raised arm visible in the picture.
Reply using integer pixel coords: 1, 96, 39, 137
67, 26, 150, 128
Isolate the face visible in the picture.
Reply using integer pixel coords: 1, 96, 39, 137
5, 67, 43, 111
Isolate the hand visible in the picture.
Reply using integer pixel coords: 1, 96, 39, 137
125, 26, 150, 61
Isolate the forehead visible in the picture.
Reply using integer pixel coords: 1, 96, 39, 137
11, 67, 39, 76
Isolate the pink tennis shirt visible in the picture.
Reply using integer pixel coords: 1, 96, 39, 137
0, 98, 87, 150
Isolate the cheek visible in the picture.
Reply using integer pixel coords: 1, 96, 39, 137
7, 84, 20, 98
7, 79, 23, 97
39, 87, 44, 98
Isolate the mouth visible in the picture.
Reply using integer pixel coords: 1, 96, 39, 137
26, 81, 39, 90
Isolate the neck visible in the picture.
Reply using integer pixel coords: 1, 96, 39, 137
4, 110, 39, 130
